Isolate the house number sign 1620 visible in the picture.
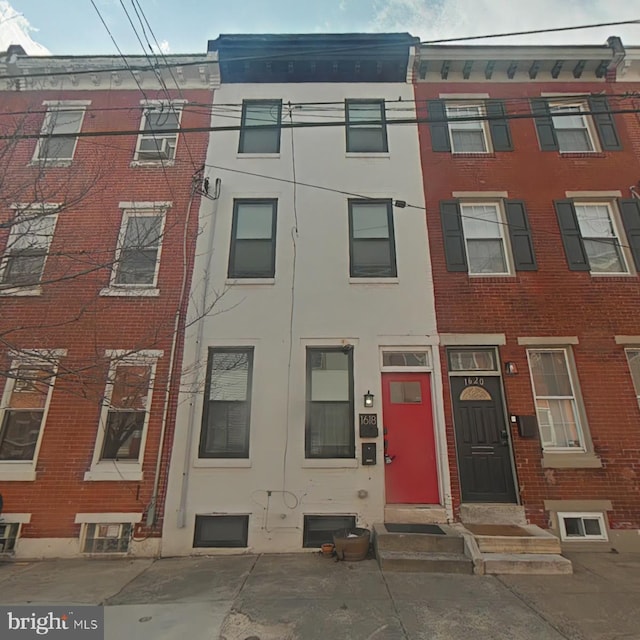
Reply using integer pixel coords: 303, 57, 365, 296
463, 377, 484, 386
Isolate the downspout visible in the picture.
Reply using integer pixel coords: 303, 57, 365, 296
147, 185, 198, 528
177, 177, 221, 528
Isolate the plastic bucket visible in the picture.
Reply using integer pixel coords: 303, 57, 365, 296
332, 528, 370, 561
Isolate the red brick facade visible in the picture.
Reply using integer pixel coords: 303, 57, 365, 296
415, 73, 640, 534
0, 62, 213, 554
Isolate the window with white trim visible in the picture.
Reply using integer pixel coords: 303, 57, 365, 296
0, 213, 57, 289
82, 522, 132, 553
0, 362, 56, 461
134, 103, 182, 161
35, 106, 85, 161
527, 348, 585, 450
345, 100, 388, 153
446, 104, 489, 153
558, 512, 607, 541
0, 522, 19, 552
460, 203, 510, 275
111, 210, 165, 288
625, 349, 640, 407
574, 203, 628, 274
549, 102, 596, 153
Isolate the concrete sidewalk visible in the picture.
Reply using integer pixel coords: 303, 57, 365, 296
1, 551, 639, 639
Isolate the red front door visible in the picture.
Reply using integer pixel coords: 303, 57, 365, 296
382, 372, 439, 504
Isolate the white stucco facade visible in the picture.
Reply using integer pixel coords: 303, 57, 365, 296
162, 80, 448, 555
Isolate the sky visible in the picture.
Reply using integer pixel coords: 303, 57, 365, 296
1, 0, 639, 56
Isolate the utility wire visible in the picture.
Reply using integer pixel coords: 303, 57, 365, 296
0, 17, 638, 81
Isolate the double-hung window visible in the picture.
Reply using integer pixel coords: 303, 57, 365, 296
526, 349, 584, 450
35, 104, 86, 162
1, 212, 57, 289
625, 349, 640, 408
554, 200, 638, 274
348, 200, 396, 277
0, 363, 55, 461
446, 104, 489, 153
306, 348, 354, 459
228, 200, 277, 278
111, 209, 165, 288
345, 100, 388, 153
134, 102, 182, 161
532, 96, 621, 152
238, 100, 282, 154
440, 199, 537, 274
199, 348, 253, 458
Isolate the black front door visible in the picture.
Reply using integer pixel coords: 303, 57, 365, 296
450, 376, 517, 503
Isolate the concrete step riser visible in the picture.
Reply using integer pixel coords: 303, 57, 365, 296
384, 507, 448, 525
459, 504, 526, 525
376, 534, 464, 554
484, 555, 573, 575
476, 538, 561, 555
379, 557, 473, 574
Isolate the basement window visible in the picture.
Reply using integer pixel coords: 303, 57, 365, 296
82, 523, 132, 553
193, 515, 249, 548
558, 512, 607, 541
0, 522, 19, 553
303, 515, 356, 548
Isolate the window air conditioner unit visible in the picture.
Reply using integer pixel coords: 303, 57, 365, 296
137, 136, 175, 160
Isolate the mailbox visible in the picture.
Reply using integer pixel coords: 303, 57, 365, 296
361, 443, 377, 465
512, 415, 538, 439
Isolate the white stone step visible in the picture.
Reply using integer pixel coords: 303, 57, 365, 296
460, 503, 526, 525
483, 553, 573, 575
384, 504, 447, 525
465, 524, 561, 555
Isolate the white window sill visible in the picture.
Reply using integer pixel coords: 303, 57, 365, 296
349, 277, 399, 284
84, 465, 143, 481
541, 451, 602, 469
130, 160, 176, 168
236, 153, 281, 159
193, 458, 251, 468
225, 278, 275, 286
0, 466, 36, 481
589, 272, 634, 278
99, 287, 160, 297
468, 273, 513, 278
302, 459, 359, 469
345, 152, 390, 158
0, 286, 42, 296
451, 151, 494, 157
29, 159, 73, 168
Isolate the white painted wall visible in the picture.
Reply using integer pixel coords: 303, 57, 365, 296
162, 82, 448, 555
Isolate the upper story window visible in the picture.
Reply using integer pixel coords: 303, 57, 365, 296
526, 348, 585, 451
427, 99, 512, 153
626, 349, 640, 407
0, 362, 56, 461
238, 100, 282, 154
134, 102, 182, 162
34, 103, 87, 163
532, 96, 621, 152
348, 199, 396, 277
228, 199, 277, 278
446, 104, 489, 153
345, 100, 388, 153
199, 348, 254, 458
440, 199, 537, 274
0, 211, 57, 290
554, 200, 638, 274
111, 209, 165, 288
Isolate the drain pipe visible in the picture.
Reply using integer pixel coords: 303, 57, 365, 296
146, 187, 198, 528
177, 177, 221, 528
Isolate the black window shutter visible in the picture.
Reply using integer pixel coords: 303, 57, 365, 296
588, 96, 622, 151
428, 100, 451, 152
505, 200, 537, 270
618, 198, 640, 270
440, 200, 467, 271
486, 100, 513, 151
554, 200, 589, 271
531, 99, 558, 151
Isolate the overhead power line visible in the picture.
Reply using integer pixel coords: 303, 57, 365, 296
0, 17, 637, 81
3, 106, 640, 142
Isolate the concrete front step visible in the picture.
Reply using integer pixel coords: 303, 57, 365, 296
460, 503, 527, 525
377, 550, 473, 574
384, 504, 448, 525
465, 524, 562, 555
374, 523, 464, 554
483, 553, 573, 575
